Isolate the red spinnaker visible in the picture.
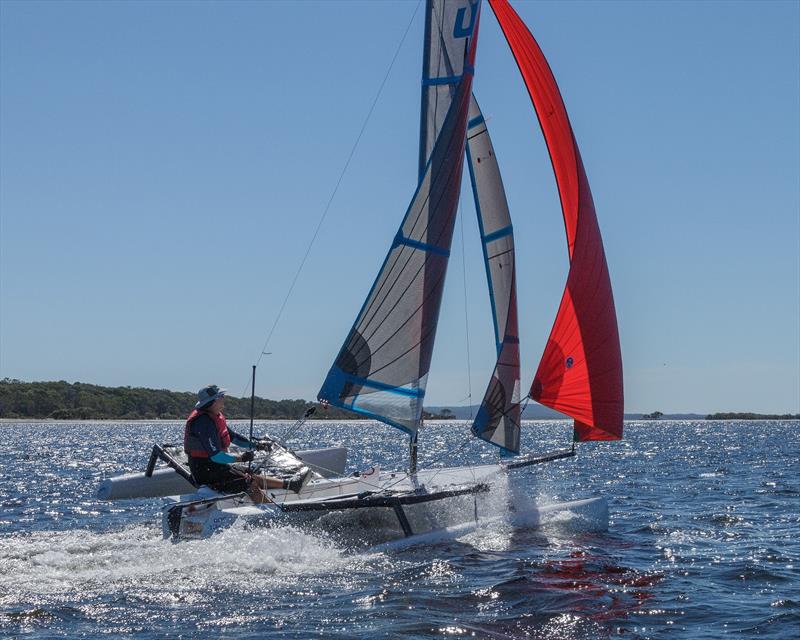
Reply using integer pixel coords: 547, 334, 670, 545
489, 0, 623, 440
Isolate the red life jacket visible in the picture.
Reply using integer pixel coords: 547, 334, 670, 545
184, 409, 231, 458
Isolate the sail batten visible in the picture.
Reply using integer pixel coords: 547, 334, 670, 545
488, 0, 623, 441
319, 0, 482, 435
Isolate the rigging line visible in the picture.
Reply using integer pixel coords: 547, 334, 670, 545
459, 195, 473, 419
419, 437, 474, 486
244, 0, 424, 390
277, 408, 313, 443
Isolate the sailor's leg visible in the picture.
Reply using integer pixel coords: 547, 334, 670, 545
247, 483, 269, 504
248, 475, 284, 490
250, 471, 311, 493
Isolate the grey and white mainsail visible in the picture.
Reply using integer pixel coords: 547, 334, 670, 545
466, 96, 522, 453
419, 0, 480, 178
318, 0, 482, 435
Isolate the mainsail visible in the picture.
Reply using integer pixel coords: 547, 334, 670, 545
465, 95, 522, 453
488, 0, 623, 440
318, 1, 482, 435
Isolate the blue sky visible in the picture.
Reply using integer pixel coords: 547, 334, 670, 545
1, 0, 798, 414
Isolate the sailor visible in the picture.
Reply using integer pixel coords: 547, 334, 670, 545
184, 384, 311, 503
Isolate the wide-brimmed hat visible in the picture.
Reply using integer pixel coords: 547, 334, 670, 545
195, 384, 227, 408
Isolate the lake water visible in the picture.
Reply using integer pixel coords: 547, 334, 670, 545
1, 420, 798, 639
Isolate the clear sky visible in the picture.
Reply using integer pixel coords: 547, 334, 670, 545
1, 0, 798, 414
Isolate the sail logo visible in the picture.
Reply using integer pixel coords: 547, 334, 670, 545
454, 0, 479, 38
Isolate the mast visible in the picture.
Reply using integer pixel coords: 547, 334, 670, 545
409, 431, 418, 474
248, 364, 256, 473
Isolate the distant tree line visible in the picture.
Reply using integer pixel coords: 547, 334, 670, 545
0, 379, 357, 420
705, 412, 800, 420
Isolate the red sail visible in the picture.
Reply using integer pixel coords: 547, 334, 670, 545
488, 0, 623, 440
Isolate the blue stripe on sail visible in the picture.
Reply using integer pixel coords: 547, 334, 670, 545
423, 75, 461, 86
343, 402, 415, 435
318, 366, 421, 435
350, 375, 425, 398
393, 233, 450, 257
482, 224, 513, 244
320, 366, 424, 399
422, 65, 475, 86
468, 114, 485, 129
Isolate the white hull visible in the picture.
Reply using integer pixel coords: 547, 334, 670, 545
161, 463, 608, 547
162, 463, 503, 539
371, 496, 609, 551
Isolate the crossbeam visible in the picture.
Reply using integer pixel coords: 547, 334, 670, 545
502, 449, 576, 470
278, 483, 489, 513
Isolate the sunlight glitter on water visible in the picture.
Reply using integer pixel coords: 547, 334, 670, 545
1, 420, 799, 639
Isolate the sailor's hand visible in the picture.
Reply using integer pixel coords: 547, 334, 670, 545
240, 451, 255, 463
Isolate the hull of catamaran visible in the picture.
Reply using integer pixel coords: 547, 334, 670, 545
159, 465, 608, 545
162, 480, 608, 551
161, 463, 504, 540
370, 496, 609, 552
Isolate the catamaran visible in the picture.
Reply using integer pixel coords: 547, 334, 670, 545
98, 0, 623, 545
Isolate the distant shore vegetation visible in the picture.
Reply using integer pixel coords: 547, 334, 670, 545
0, 379, 357, 420
0, 379, 459, 421
704, 412, 799, 420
